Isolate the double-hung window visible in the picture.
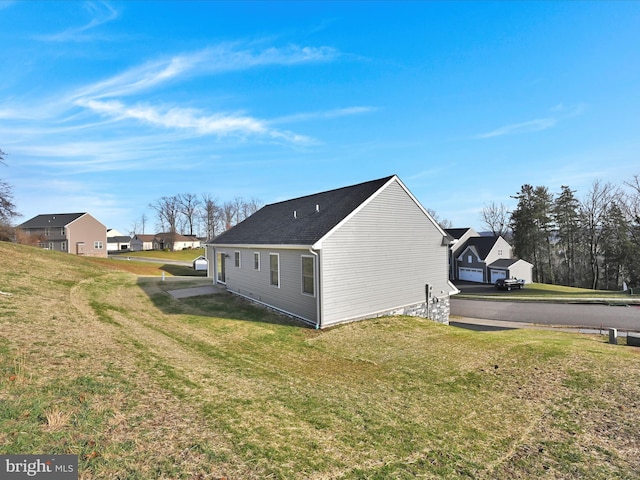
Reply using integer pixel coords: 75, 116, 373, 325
254, 252, 260, 270
235, 251, 241, 268
269, 254, 279, 287
301, 256, 315, 296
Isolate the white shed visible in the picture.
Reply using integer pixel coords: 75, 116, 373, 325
193, 255, 208, 271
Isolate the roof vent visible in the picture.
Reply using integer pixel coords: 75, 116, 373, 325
316, 204, 320, 212
293, 210, 297, 219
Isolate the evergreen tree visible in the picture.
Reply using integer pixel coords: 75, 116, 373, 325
510, 185, 554, 283
553, 186, 581, 286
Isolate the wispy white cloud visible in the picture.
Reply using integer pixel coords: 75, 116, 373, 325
474, 103, 588, 140
34, 1, 119, 42
74, 44, 338, 100
65, 43, 339, 142
270, 106, 377, 125
474, 117, 557, 139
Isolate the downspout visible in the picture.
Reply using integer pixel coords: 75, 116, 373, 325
308, 247, 321, 329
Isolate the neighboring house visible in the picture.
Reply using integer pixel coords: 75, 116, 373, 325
153, 233, 201, 251
446, 230, 533, 284
16, 212, 107, 258
206, 175, 458, 329
445, 227, 480, 279
106, 229, 131, 251
130, 234, 155, 251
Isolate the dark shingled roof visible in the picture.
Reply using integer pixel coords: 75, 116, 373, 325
18, 213, 86, 229
460, 236, 500, 260
488, 258, 518, 268
445, 228, 474, 240
211, 176, 395, 245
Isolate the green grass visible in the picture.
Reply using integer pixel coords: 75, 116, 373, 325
117, 247, 205, 262
458, 282, 633, 301
1, 242, 639, 479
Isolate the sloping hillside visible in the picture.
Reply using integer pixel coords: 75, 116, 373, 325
1, 242, 639, 479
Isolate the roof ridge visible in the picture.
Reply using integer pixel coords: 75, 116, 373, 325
265, 175, 396, 207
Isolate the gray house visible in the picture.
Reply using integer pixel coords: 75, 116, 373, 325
206, 175, 458, 328
447, 231, 533, 284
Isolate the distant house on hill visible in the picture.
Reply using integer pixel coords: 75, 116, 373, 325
16, 212, 107, 258
130, 234, 155, 251
130, 233, 201, 251
153, 233, 201, 251
446, 228, 533, 284
107, 229, 131, 251
207, 175, 458, 328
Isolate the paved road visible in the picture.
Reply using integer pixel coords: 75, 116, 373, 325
451, 298, 640, 332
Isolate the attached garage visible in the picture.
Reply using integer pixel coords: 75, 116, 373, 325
458, 267, 483, 283
490, 269, 507, 283
488, 258, 534, 284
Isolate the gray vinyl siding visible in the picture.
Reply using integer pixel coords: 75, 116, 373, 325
319, 179, 449, 326
218, 246, 317, 323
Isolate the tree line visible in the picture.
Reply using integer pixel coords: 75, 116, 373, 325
482, 175, 640, 290
136, 194, 263, 239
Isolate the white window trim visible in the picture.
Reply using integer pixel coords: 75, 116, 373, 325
253, 252, 260, 271
94, 241, 103, 249
301, 255, 316, 297
235, 251, 241, 268
269, 253, 280, 288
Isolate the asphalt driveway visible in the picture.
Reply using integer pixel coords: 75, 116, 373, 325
451, 298, 640, 332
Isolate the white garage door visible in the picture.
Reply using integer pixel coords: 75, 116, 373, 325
459, 267, 483, 282
490, 269, 507, 282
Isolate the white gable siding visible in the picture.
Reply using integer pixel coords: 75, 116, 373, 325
484, 237, 513, 265
319, 180, 449, 326
218, 246, 318, 323
508, 260, 533, 284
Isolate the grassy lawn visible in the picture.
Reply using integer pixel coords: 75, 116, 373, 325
87, 257, 207, 277
1, 242, 639, 479
115, 247, 206, 262
458, 282, 635, 302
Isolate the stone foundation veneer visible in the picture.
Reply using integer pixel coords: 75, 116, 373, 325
373, 296, 450, 325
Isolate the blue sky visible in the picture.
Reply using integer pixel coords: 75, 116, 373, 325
1, 1, 639, 235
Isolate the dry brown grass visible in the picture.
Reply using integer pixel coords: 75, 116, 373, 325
1, 242, 640, 479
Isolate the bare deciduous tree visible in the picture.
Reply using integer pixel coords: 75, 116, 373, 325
0, 148, 20, 226
177, 193, 201, 236
480, 201, 510, 238
581, 180, 618, 290
221, 201, 237, 231
201, 194, 221, 239
426, 208, 453, 229
150, 196, 180, 234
